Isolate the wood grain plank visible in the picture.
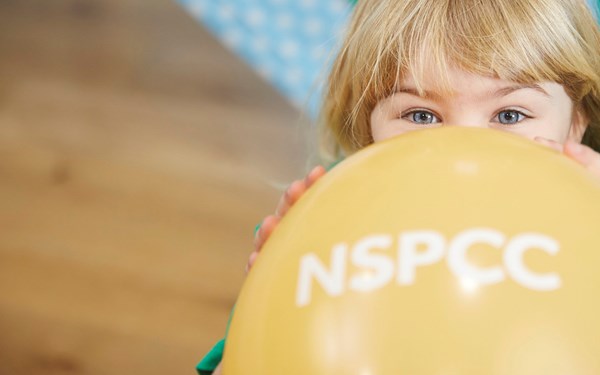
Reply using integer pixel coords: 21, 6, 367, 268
0, 0, 311, 373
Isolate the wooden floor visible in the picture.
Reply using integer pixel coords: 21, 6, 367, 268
0, 1, 311, 374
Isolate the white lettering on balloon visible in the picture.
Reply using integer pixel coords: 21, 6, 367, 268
295, 228, 561, 307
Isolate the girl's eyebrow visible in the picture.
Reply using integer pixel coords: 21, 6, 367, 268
492, 84, 550, 98
395, 84, 550, 100
394, 87, 443, 100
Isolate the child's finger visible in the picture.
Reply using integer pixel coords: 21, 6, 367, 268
564, 141, 600, 178
250, 168, 327, 273
276, 167, 326, 217
275, 180, 306, 217
246, 251, 259, 273
305, 165, 327, 188
254, 215, 280, 251
534, 137, 563, 152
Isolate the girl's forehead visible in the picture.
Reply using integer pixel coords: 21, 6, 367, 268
397, 66, 561, 100
400, 66, 502, 92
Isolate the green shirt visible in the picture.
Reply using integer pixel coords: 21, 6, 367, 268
196, 161, 342, 374
197, 339, 225, 375
196, 308, 234, 375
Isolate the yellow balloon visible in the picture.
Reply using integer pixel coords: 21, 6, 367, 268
223, 127, 600, 375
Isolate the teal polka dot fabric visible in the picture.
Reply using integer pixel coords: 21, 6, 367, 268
178, 0, 353, 119
592, 0, 600, 19
179, 0, 599, 120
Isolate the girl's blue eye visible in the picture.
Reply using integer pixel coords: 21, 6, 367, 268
404, 110, 440, 124
497, 110, 527, 125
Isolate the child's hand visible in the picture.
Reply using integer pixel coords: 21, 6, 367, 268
246, 166, 327, 272
535, 137, 600, 178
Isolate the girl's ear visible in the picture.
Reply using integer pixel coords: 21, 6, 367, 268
568, 106, 589, 142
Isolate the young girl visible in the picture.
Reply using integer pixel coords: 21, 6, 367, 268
199, 0, 600, 373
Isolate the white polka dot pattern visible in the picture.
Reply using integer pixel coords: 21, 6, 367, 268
178, 0, 353, 118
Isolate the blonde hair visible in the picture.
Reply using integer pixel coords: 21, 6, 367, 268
318, 0, 600, 164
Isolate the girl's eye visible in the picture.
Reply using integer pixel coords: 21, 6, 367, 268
402, 110, 440, 124
496, 110, 529, 125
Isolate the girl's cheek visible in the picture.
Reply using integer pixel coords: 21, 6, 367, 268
495, 121, 567, 144
372, 126, 403, 143
493, 125, 531, 139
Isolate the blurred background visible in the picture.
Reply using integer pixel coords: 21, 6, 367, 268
2, 0, 597, 374
0, 0, 315, 373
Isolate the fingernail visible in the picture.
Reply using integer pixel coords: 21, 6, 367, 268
249, 251, 257, 263
306, 166, 322, 186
